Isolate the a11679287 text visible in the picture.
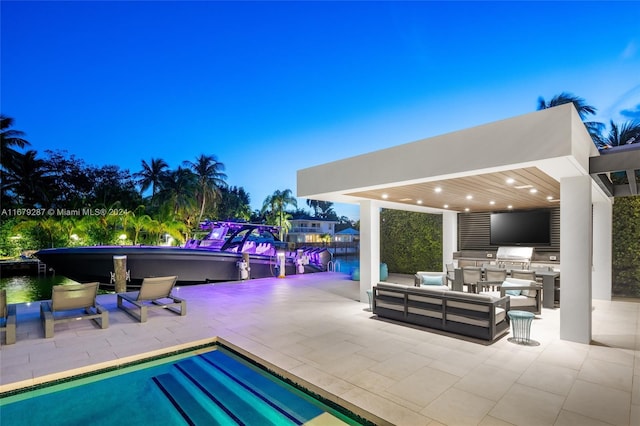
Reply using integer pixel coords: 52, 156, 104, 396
1, 208, 129, 217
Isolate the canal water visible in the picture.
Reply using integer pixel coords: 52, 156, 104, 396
0, 275, 84, 304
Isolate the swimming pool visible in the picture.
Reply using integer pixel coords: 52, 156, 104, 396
0, 345, 366, 425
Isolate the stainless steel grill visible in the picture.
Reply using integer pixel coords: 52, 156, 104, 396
496, 246, 534, 270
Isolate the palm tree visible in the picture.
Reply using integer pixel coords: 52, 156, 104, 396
183, 154, 227, 223
306, 199, 320, 216
127, 210, 153, 245
1, 150, 51, 207
0, 115, 30, 171
262, 189, 297, 240
156, 167, 198, 216
537, 92, 604, 145
600, 120, 640, 148
133, 158, 169, 202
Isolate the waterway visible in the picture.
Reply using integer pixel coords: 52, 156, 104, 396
0, 275, 83, 304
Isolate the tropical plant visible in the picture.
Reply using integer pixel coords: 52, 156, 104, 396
306, 199, 320, 216
156, 167, 198, 215
1, 150, 52, 207
0, 115, 30, 172
316, 201, 337, 219
183, 154, 227, 223
13, 217, 66, 248
537, 92, 604, 145
600, 120, 640, 148
217, 186, 252, 221
126, 212, 151, 245
133, 158, 169, 202
262, 189, 297, 240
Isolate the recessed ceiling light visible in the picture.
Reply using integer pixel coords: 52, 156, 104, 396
515, 184, 533, 189
464, 208, 470, 212
529, 188, 538, 194
417, 200, 423, 205
466, 195, 473, 200
443, 204, 449, 209
399, 198, 412, 202
381, 193, 389, 199
434, 187, 442, 193
489, 201, 495, 205
506, 178, 515, 184
507, 205, 513, 209
546, 196, 553, 200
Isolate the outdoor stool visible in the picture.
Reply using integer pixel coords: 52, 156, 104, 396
507, 310, 535, 345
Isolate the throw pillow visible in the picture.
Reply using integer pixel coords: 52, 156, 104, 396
422, 275, 443, 286
501, 280, 521, 296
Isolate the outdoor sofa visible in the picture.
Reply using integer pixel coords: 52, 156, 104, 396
373, 282, 510, 341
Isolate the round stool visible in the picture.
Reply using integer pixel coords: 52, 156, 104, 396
507, 310, 535, 345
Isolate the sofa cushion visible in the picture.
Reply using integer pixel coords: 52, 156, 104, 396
377, 282, 409, 290
507, 295, 536, 307
377, 290, 405, 299
408, 306, 443, 318
376, 301, 404, 311
447, 307, 505, 327
422, 275, 444, 285
479, 291, 535, 308
408, 294, 444, 305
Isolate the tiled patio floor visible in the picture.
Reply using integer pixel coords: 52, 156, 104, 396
1, 272, 639, 425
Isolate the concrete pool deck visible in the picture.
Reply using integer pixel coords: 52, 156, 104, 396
1, 272, 639, 425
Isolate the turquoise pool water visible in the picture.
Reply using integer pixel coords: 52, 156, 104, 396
0, 347, 364, 425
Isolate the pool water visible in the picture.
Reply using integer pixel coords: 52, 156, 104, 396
0, 347, 363, 425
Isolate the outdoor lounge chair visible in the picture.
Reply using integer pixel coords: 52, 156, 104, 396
117, 276, 185, 322
1, 289, 17, 345
40, 282, 108, 338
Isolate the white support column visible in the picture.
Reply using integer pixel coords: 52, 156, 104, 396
359, 200, 380, 303
592, 199, 612, 301
560, 175, 592, 343
442, 211, 458, 271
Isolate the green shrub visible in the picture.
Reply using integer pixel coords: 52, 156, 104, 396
380, 209, 442, 274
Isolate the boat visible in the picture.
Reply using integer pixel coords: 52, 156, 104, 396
35, 221, 331, 286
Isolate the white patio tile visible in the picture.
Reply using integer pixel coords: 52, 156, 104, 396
422, 387, 495, 425
563, 379, 631, 426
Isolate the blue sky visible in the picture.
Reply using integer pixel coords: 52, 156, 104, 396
2, 1, 639, 219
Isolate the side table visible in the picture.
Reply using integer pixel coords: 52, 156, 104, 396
507, 310, 535, 345
366, 289, 373, 312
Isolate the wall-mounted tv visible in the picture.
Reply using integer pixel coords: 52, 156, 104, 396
490, 209, 551, 246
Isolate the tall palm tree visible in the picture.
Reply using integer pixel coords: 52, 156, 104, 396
156, 167, 198, 216
0, 115, 30, 171
133, 158, 169, 202
537, 92, 604, 145
306, 199, 320, 216
183, 154, 227, 223
262, 189, 297, 240
600, 120, 640, 148
1, 150, 51, 207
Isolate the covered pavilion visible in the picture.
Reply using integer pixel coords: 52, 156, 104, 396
298, 103, 639, 344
